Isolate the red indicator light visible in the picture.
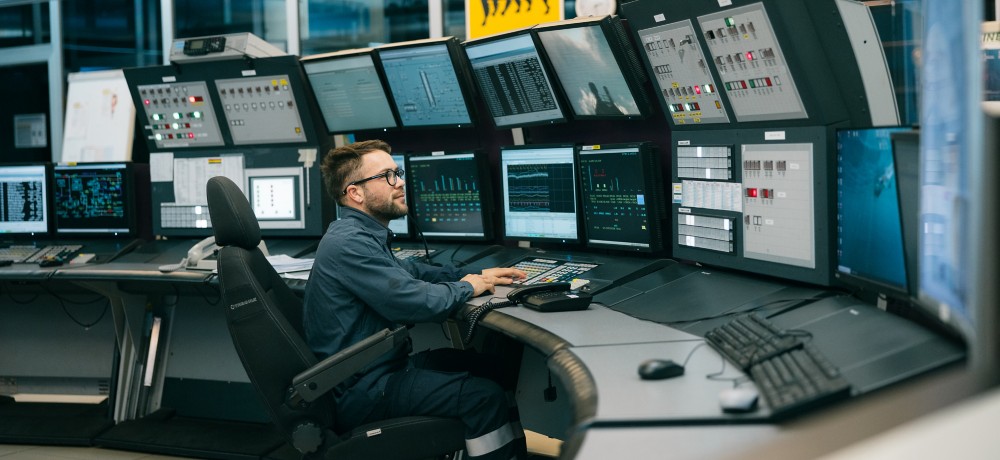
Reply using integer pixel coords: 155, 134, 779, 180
694, 85, 702, 95
189, 96, 204, 103
765, 77, 772, 86
188, 132, 195, 139
741, 81, 748, 89
762, 189, 770, 199
144, 99, 150, 105
746, 188, 758, 198
746, 52, 754, 61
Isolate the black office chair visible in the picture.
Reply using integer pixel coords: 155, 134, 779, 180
206, 176, 466, 459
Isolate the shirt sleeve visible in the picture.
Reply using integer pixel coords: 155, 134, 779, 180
332, 235, 474, 324
400, 259, 474, 283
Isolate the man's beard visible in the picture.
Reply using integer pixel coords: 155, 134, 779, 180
367, 191, 408, 222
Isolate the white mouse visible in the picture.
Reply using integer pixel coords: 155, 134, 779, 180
719, 387, 759, 413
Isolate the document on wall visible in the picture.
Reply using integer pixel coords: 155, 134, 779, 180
173, 154, 245, 205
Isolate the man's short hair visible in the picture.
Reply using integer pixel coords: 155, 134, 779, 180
321, 140, 392, 205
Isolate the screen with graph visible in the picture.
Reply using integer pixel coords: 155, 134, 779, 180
52, 162, 135, 235
500, 145, 578, 242
578, 143, 665, 251
377, 38, 476, 128
301, 49, 398, 133
0, 164, 49, 236
407, 151, 493, 240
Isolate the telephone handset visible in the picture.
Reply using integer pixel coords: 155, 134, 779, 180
507, 282, 592, 312
157, 236, 269, 273
186, 236, 222, 270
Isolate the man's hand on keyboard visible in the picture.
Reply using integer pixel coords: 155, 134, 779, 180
481, 267, 527, 285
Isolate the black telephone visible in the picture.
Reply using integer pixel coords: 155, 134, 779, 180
507, 282, 592, 312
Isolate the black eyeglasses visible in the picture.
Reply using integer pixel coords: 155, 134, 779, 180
342, 168, 405, 195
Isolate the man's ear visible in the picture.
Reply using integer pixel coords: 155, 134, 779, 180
345, 184, 365, 205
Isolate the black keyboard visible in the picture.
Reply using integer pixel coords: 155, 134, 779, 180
704, 313, 803, 370
508, 258, 599, 285
393, 248, 436, 262
749, 343, 852, 419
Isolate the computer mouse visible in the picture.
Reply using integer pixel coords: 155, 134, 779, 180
719, 387, 759, 413
637, 359, 685, 380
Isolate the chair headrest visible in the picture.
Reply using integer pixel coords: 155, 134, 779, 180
207, 176, 261, 250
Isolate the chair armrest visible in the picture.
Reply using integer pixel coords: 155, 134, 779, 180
290, 326, 409, 403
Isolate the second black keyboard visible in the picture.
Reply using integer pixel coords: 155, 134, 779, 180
749, 343, 852, 419
704, 313, 803, 370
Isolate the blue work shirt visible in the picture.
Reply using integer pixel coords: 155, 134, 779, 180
303, 207, 475, 424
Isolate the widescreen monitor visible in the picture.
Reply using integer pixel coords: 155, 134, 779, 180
835, 127, 911, 297
0, 164, 49, 236
500, 144, 579, 242
301, 48, 398, 133
52, 162, 136, 236
406, 151, 493, 241
463, 29, 567, 129
534, 16, 651, 120
376, 37, 477, 129
578, 143, 664, 252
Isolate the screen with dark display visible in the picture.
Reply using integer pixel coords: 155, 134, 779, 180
535, 19, 647, 119
302, 50, 398, 133
0, 164, 48, 235
836, 127, 911, 294
464, 32, 566, 128
500, 145, 578, 242
579, 144, 664, 251
377, 39, 475, 128
388, 153, 410, 238
52, 163, 134, 235
407, 152, 492, 240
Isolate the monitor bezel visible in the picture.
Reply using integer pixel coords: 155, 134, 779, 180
0, 162, 52, 239
405, 150, 495, 242
499, 143, 581, 244
462, 27, 569, 130
300, 47, 400, 134
51, 162, 137, 238
578, 142, 665, 253
375, 37, 479, 130
832, 126, 913, 301
533, 15, 654, 122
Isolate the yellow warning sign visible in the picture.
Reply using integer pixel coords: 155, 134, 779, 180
466, 0, 564, 40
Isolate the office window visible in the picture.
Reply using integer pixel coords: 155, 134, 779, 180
63, 0, 163, 71
175, 0, 289, 51
0, 2, 51, 48
301, 0, 429, 55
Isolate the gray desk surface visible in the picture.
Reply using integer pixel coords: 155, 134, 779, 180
568, 341, 768, 424
489, 300, 699, 347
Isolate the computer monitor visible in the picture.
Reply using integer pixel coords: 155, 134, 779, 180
834, 127, 911, 297
301, 48, 398, 133
891, 131, 921, 301
388, 153, 410, 238
534, 16, 652, 120
0, 164, 49, 236
500, 144, 579, 243
463, 29, 567, 129
406, 151, 494, 241
246, 167, 307, 231
376, 37, 477, 129
578, 143, 665, 252
52, 162, 136, 236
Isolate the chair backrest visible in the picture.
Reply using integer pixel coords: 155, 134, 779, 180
206, 176, 334, 441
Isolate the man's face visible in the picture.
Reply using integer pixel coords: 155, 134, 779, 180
357, 150, 407, 223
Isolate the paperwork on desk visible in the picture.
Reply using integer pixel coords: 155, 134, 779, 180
266, 254, 314, 279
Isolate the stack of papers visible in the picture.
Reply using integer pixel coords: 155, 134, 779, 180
265, 254, 314, 276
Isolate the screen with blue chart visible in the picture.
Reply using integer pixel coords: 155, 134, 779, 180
835, 127, 910, 294
500, 145, 578, 242
52, 163, 134, 235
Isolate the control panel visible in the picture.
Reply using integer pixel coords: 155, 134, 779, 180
698, 3, 807, 122
741, 142, 815, 268
637, 19, 730, 126
137, 81, 225, 149
216, 74, 307, 145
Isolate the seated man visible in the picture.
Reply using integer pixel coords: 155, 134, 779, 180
303, 140, 528, 460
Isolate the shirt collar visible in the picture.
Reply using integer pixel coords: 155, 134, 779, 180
338, 206, 394, 246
